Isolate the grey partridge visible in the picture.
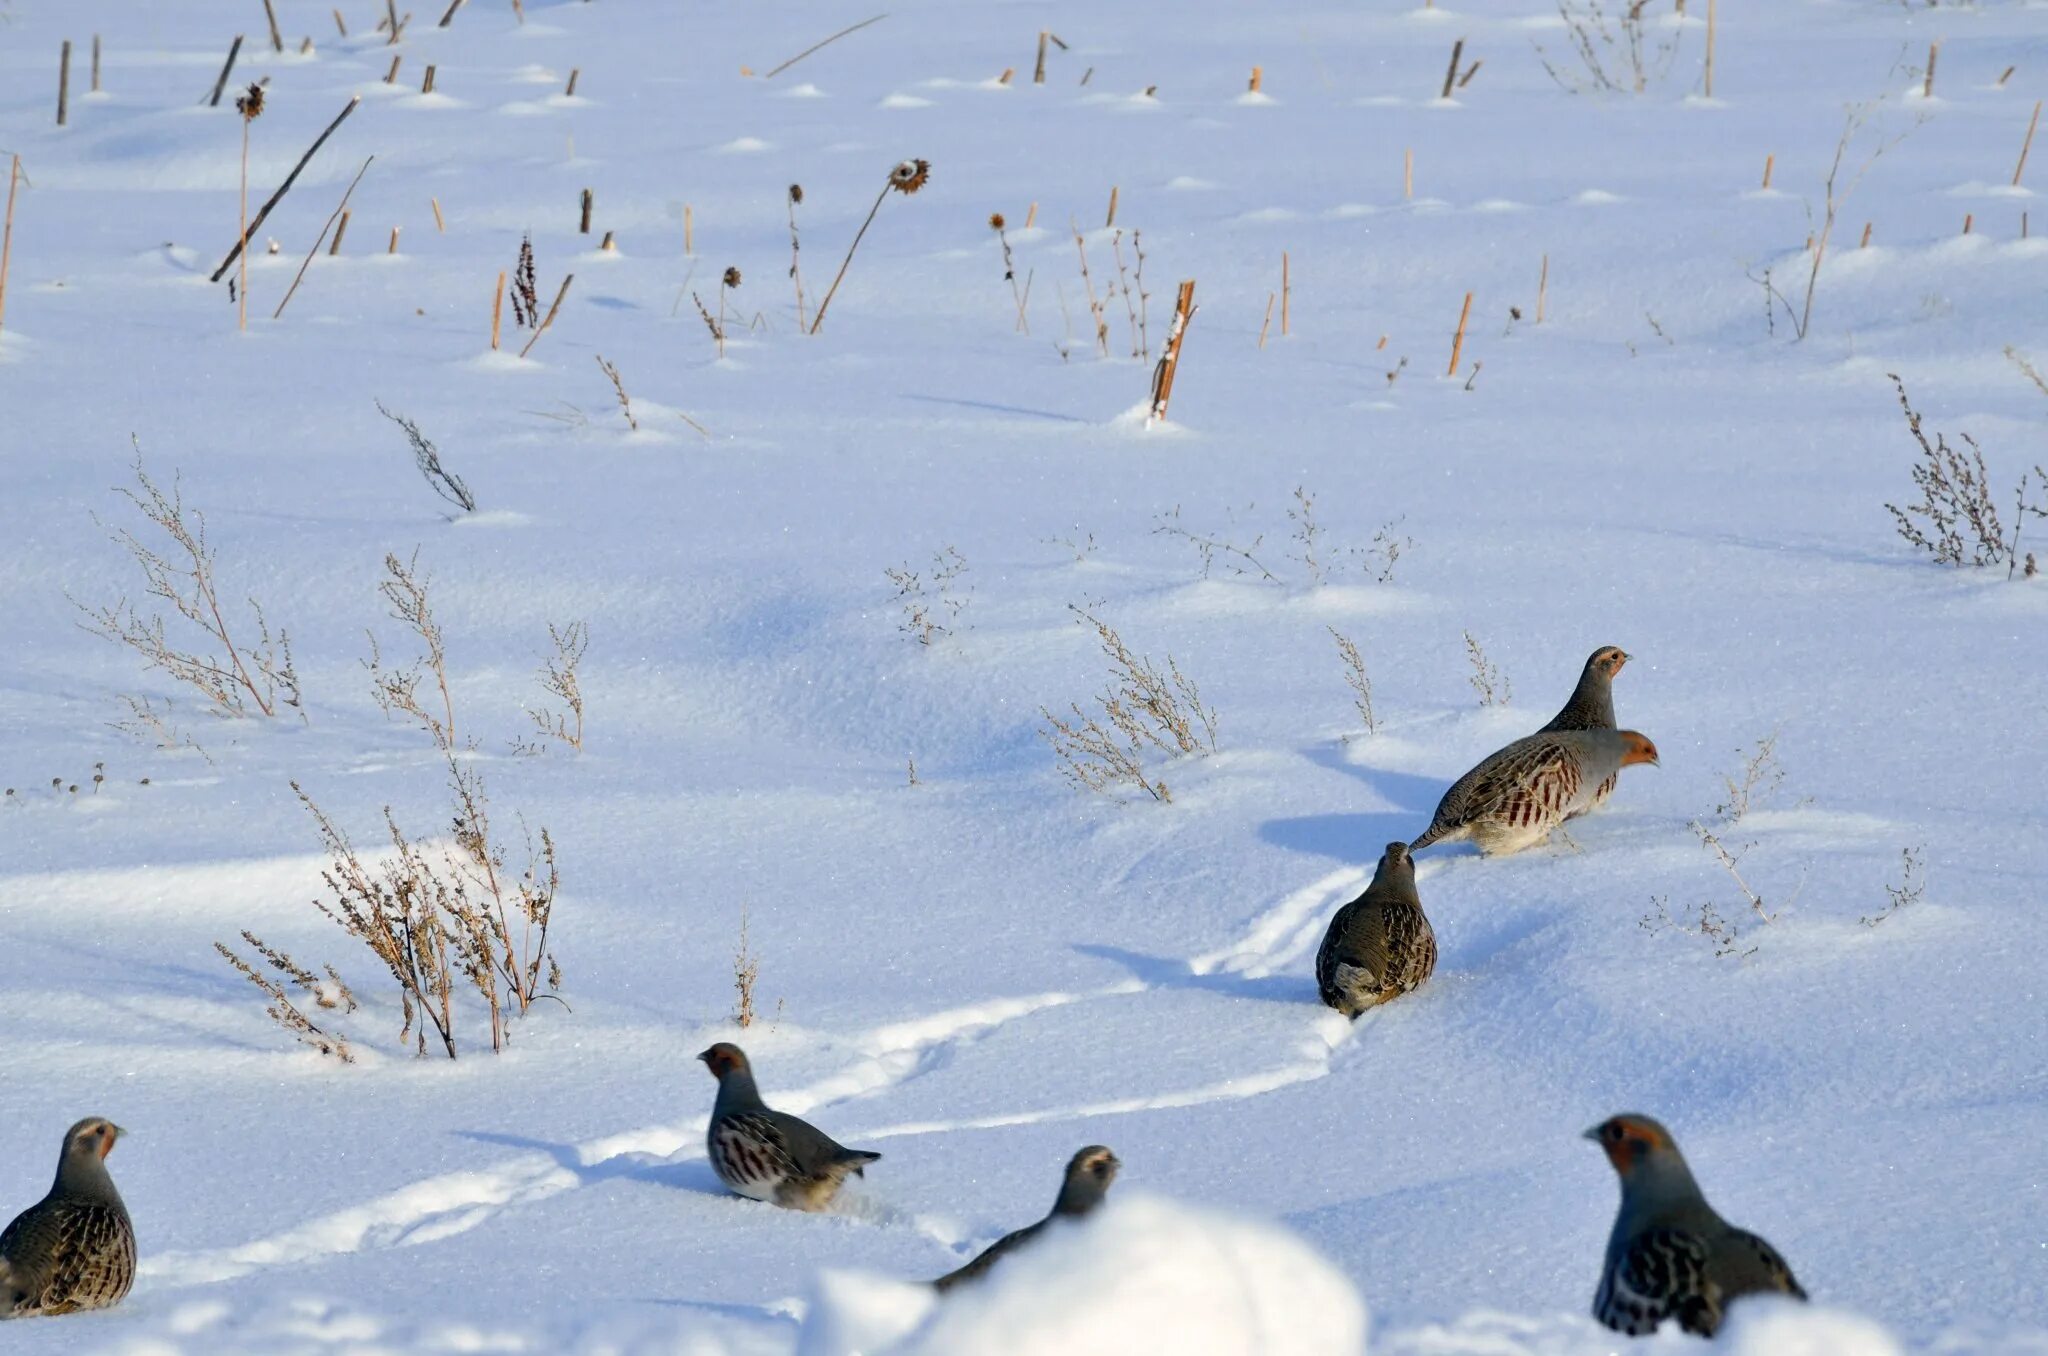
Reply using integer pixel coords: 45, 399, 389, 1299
1539, 646, 1631, 815
1587, 1113, 1806, 1338
0, 1118, 136, 1319
1315, 842, 1435, 1017
934, 1146, 1119, 1292
699, 1043, 881, 1211
1408, 728, 1658, 855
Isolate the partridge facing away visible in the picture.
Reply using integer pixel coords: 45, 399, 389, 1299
699, 1043, 881, 1212
1315, 842, 1435, 1018
0, 1118, 136, 1319
933, 1146, 1119, 1292
1539, 646, 1631, 815
1587, 1113, 1806, 1339
1408, 728, 1658, 856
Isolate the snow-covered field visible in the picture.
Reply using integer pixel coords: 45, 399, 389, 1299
2, 0, 2045, 1351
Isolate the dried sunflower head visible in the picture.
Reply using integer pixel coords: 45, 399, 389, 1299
789, 183, 804, 205
988, 212, 1006, 231
889, 158, 932, 195
236, 82, 266, 120
722, 266, 742, 288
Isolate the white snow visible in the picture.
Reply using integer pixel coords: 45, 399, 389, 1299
1, 0, 2045, 1353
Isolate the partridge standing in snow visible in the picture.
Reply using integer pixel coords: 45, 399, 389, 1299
1540, 646, 1631, 814
1587, 1113, 1806, 1338
934, 1146, 1120, 1292
1408, 728, 1658, 856
699, 1043, 882, 1211
1315, 842, 1435, 1018
0, 1118, 136, 1319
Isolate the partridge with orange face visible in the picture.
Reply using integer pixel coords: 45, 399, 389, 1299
934, 1146, 1120, 1292
1408, 728, 1659, 855
0, 1118, 136, 1319
699, 1043, 881, 1212
1586, 1113, 1806, 1338
1540, 646, 1631, 814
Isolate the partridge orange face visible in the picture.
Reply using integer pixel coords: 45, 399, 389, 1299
1075, 1146, 1120, 1182
1592, 647, 1631, 678
1619, 731, 1660, 767
697, 1043, 747, 1079
1586, 1114, 1672, 1174
68, 1119, 123, 1161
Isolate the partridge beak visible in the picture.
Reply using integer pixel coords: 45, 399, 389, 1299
1581, 1125, 1602, 1142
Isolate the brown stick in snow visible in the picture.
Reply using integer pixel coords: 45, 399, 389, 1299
211, 95, 362, 282
273, 155, 374, 319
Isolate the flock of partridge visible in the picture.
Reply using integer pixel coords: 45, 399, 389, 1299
3, 647, 1806, 1338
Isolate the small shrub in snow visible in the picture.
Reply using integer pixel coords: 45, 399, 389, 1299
1642, 894, 1756, 961
594, 354, 637, 430
1884, 374, 2045, 577
1715, 731, 1786, 823
520, 620, 588, 754
508, 233, 539, 331
79, 447, 303, 722
365, 550, 458, 750
1158, 493, 1410, 587
885, 547, 971, 645
1535, 1, 1685, 96
1154, 503, 1278, 582
214, 930, 357, 1062
732, 905, 761, 1029
1040, 607, 1217, 804
1860, 845, 1926, 928
377, 402, 475, 515
1328, 625, 1378, 736
1462, 630, 1512, 707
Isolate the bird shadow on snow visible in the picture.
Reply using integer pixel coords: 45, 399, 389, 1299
1261, 749, 1440, 861
1073, 942, 1311, 1005
897, 392, 1093, 424
454, 1130, 726, 1197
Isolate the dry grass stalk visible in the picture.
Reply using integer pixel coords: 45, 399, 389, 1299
329, 209, 350, 254
1537, 1, 1683, 95
234, 83, 265, 331
884, 546, 970, 645
579, 186, 592, 234
208, 35, 243, 107
526, 621, 588, 752
595, 354, 637, 429
1860, 845, 1925, 928
1762, 153, 1774, 190
490, 268, 505, 349
111, 693, 213, 762
1154, 503, 1278, 582
0, 153, 21, 336
1536, 252, 1548, 323
1146, 279, 1197, 423
1259, 293, 1275, 349
80, 446, 302, 720
811, 157, 930, 334
334, 8, 348, 36
1111, 229, 1145, 357
1922, 41, 1938, 100
273, 154, 373, 320
57, 40, 70, 127
384, 54, 400, 83
692, 290, 726, 359
1640, 894, 1754, 961
1447, 290, 1473, 376
2015, 100, 2042, 188
1715, 732, 1784, 823
377, 402, 475, 513
364, 550, 457, 751
1039, 607, 1218, 803
787, 184, 808, 330
684, 203, 693, 255
517, 272, 573, 359
1885, 373, 2045, 576
1704, 0, 1715, 95
990, 212, 1027, 333
1404, 146, 1413, 199
1690, 819, 1785, 925
763, 12, 887, 79
1441, 38, 1464, 98
1329, 626, 1378, 735
732, 906, 760, 1028
1073, 226, 1110, 357
509, 234, 538, 329
431, 196, 445, 232
1462, 630, 1511, 706
437, 0, 465, 27
215, 931, 356, 1061
1281, 250, 1290, 336
263, 0, 284, 50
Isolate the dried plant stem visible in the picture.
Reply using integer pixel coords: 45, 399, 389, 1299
1704, 0, 1716, 97
2016, 100, 2043, 189
237, 118, 251, 330
1259, 293, 1275, 349
211, 95, 362, 283
57, 40, 71, 127
763, 13, 887, 79
0, 154, 19, 336
1074, 227, 1109, 356
1441, 38, 1463, 99
518, 273, 574, 359
208, 35, 243, 107
329, 210, 350, 255
596, 354, 637, 429
273, 155, 374, 320
1281, 250, 1290, 336
1447, 290, 1473, 377
91, 35, 102, 93
1923, 42, 1938, 100
1536, 252, 1548, 323
1147, 280, 1198, 424
810, 182, 889, 335
490, 268, 505, 349
1106, 184, 1119, 228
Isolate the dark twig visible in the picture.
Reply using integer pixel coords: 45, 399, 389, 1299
211, 95, 361, 283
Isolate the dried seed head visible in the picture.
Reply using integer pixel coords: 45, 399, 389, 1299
989, 212, 1006, 230
788, 183, 804, 204
722, 266, 742, 288
236, 82, 266, 120
889, 158, 932, 195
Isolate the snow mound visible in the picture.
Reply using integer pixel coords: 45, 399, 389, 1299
1717, 1300, 1903, 1356
797, 1194, 1366, 1356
